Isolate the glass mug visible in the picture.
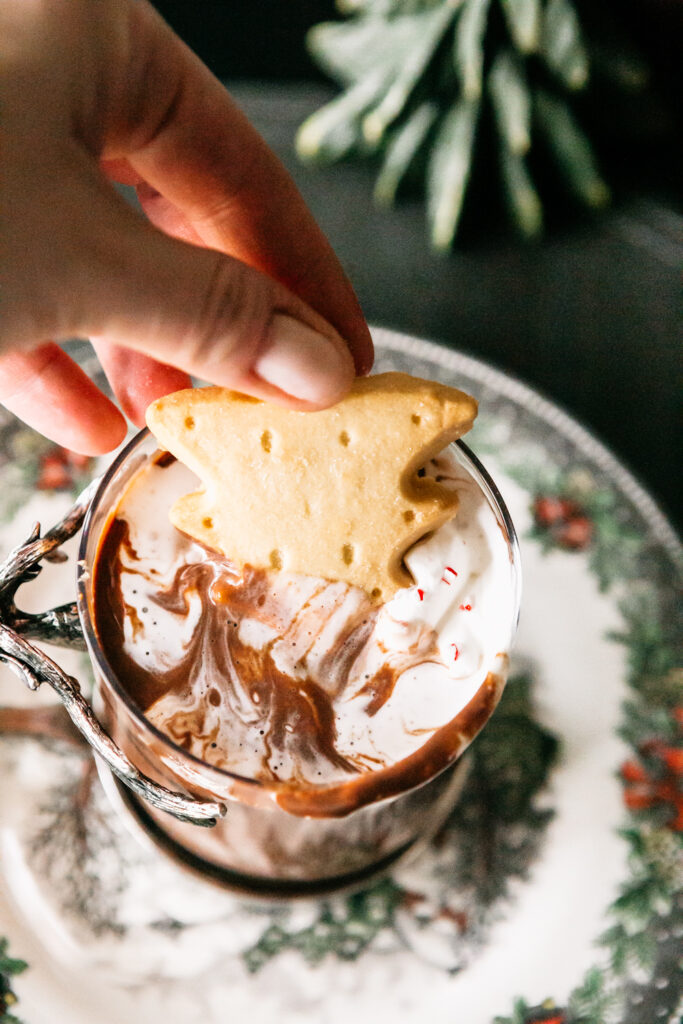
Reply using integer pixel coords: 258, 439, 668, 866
5, 430, 521, 899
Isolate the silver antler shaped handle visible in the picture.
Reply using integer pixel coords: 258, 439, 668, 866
0, 480, 225, 828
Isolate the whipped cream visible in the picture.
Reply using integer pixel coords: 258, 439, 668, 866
93, 446, 515, 795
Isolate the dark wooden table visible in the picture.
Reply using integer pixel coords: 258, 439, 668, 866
230, 83, 682, 532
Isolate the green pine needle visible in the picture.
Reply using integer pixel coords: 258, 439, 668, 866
541, 0, 589, 90
499, 148, 544, 237
534, 89, 610, 207
374, 101, 440, 204
427, 97, 479, 249
489, 49, 532, 155
500, 0, 541, 54
455, 0, 490, 101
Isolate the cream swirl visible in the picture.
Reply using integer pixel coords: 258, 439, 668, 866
93, 446, 514, 803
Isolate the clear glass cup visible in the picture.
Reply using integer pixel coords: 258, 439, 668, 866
77, 430, 521, 898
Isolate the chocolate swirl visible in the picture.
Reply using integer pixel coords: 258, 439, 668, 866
91, 452, 508, 817
93, 517, 445, 788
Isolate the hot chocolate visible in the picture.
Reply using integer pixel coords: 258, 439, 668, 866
93, 445, 514, 821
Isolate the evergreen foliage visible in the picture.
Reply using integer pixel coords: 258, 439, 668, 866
297, 0, 617, 247
0, 939, 26, 1024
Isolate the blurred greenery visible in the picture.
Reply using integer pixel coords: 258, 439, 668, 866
296, 0, 627, 248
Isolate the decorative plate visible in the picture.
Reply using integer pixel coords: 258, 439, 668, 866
0, 330, 680, 1024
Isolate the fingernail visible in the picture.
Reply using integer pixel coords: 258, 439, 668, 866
253, 314, 353, 404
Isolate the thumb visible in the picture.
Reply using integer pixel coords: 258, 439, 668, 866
19, 158, 356, 409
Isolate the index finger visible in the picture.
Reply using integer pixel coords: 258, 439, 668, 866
100, 1, 373, 375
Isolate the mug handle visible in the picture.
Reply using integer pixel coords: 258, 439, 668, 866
0, 480, 225, 828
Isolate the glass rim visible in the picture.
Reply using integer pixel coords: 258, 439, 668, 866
77, 427, 522, 797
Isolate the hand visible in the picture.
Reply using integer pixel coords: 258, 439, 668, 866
0, 0, 373, 454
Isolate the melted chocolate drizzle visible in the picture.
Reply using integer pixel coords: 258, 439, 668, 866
93, 499, 504, 817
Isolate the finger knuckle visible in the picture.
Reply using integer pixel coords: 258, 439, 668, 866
183, 252, 271, 371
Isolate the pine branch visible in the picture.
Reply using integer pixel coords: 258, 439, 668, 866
0, 938, 26, 1024
299, 0, 621, 246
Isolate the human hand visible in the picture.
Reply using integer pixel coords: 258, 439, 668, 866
0, 0, 373, 454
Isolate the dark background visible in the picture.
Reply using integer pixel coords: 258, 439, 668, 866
151, 1, 681, 530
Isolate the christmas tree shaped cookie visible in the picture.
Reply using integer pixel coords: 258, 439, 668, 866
146, 372, 477, 601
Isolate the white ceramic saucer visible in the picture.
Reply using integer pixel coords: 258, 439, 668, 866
0, 329, 680, 1024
